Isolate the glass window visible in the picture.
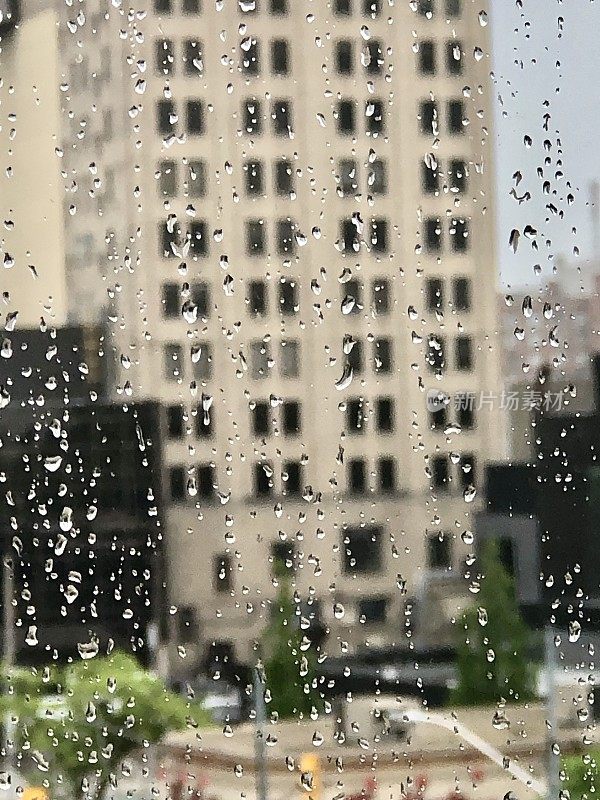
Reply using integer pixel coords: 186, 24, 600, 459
245, 160, 264, 195
195, 402, 214, 437
278, 279, 298, 316
342, 218, 359, 252
366, 99, 384, 134
189, 220, 208, 256
282, 401, 301, 435
272, 99, 292, 135
426, 277, 444, 311
348, 458, 367, 495
191, 342, 213, 379
334, 0, 352, 14
418, 0, 434, 15
368, 159, 387, 195
426, 334, 445, 373
343, 277, 362, 312
373, 337, 393, 374
453, 277, 471, 311
339, 159, 358, 196
164, 343, 184, 381
280, 339, 300, 377
346, 398, 365, 434
427, 533, 451, 570
162, 282, 180, 318
446, 41, 463, 75
445, 0, 460, 16
158, 161, 177, 197
449, 158, 467, 192
448, 99, 465, 134
271, 39, 290, 75
155, 0, 172, 11
248, 280, 268, 316
282, 461, 302, 496
186, 159, 207, 197
157, 100, 176, 135
169, 466, 186, 501
359, 597, 388, 623
183, 39, 203, 75
182, 0, 201, 12
363, 0, 381, 16
271, 541, 295, 574
213, 554, 233, 593
186, 100, 205, 134
460, 454, 476, 490
431, 455, 450, 491
420, 99, 438, 135
455, 335, 473, 371
275, 159, 294, 195
346, 338, 364, 375
246, 219, 266, 255
422, 159, 439, 193
337, 99, 356, 135
250, 340, 271, 379
197, 464, 215, 500
167, 405, 184, 438
276, 218, 295, 254
378, 457, 396, 493
456, 394, 475, 429
364, 41, 383, 75
335, 40, 354, 75
241, 39, 260, 75
425, 217, 442, 252
160, 220, 180, 256
155, 39, 174, 75
343, 526, 383, 574
450, 217, 469, 252
254, 462, 273, 497
376, 397, 394, 433
243, 98, 262, 134
419, 40, 435, 74
372, 278, 390, 315
370, 218, 388, 252
252, 400, 270, 436
270, 0, 287, 12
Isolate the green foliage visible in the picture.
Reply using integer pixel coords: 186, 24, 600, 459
563, 750, 600, 800
0, 651, 207, 800
451, 540, 536, 706
262, 575, 320, 719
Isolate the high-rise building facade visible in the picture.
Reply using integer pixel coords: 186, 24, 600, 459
29, 0, 504, 675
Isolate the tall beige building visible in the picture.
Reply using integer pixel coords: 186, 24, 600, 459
13, 0, 505, 674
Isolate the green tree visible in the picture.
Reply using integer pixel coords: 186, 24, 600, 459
452, 540, 536, 706
262, 574, 320, 719
0, 651, 207, 800
563, 750, 600, 800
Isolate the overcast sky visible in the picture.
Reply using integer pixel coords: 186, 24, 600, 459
491, 0, 599, 289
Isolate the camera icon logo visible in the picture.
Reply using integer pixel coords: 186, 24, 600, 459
426, 389, 450, 413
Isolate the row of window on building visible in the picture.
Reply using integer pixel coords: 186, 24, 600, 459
153, 0, 463, 19
159, 276, 472, 321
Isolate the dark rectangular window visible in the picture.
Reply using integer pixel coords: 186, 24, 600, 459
449, 158, 467, 192
191, 342, 212, 380
157, 100, 175, 135
343, 526, 382, 574
374, 338, 392, 374
160, 221, 179, 257
339, 159, 358, 196
335, 0, 351, 14
363, 0, 381, 15
425, 217, 442, 252
282, 401, 301, 435
158, 160, 177, 197
369, 159, 387, 195
270, 0, 287, 12
359, 597, 388, 623
418, 0, 434, 15
276, 219, 295, 255
186, 100, 205, 134
427, 533, 451, 570
431, 455, 449, 491
426, 277, 444, 311
164, 343, 184, 381
167, 405, 184, 438
456, 395, 475, 429
366, 99, 384, 134
271, 39, 290, 75
272, 99, 292, 135
252, 401, 270, 436
213, 554, 233, 593
197, 464, 215, 499
422, 159, 439, 193
346, 338, 363, 375
446, 41, 463, 75
183, 0, 201, 12
245, 160, 264, 195
275, 159, 294, 195
419, 40, 435, 74
427, 334, 445, 372
378, 457, 396, 493
336, 40, 353, 75
344, 278, 362, 311
254, 462, 273, 497
349, 459, 367, 495
445, 0, 460, 17
376, 397, 394, 433
189, 220, 208, 256
154, 0, 171, 12
191, 282, 210, 318
420, 100, 438, 135
280, 339, 300, 378
453, 277, 471, 311
247, 220, 265, 255
364, 41, 383, 75
186, 160, 207, 197
451, 217, 469, 252
244, 98, 262, 134
370, 218, 388, 252
337, 99, 356, 135
283, 461, 302, 496
195, 403, 214, 437
248, 280, 267, 316
241, 39, 260, 75
460, 454, 476, 490
430, 403, 447, 431
278, 279, 298, 315
169, 466, 186, 501
250, 340, 270, 379
342, 218, 358, 252
184, 39, 203, 75
162, 282, 180, 318
448, 99, 464, 134
372, 278, 390, 315
346, 398, 365, 434
178, 606, 199, 641
156, 39, 174, 75
271, 541, 295, 575
455, 335, 473, 371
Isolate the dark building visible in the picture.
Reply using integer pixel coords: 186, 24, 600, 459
0, 326, 165, 664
